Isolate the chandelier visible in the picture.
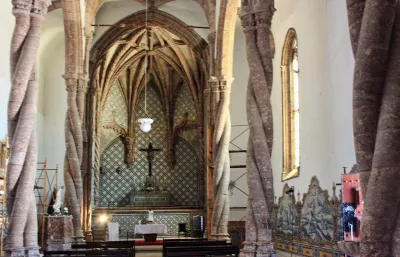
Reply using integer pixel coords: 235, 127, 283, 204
138, 0, 153, 133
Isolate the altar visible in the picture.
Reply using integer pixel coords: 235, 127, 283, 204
94, 140, 205, 241
134, 224, 168, 242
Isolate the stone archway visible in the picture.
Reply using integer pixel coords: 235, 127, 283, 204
85, 7, 209, 235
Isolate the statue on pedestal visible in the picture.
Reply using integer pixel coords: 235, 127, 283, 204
53, 186, 64, 215
146, 209, 155, 224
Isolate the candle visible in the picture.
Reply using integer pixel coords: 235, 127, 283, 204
349, 223, 354, 240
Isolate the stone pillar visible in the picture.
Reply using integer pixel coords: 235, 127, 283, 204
6, 0, 49, 256
77, 73, 89, 238
63, 74, 85, 244
84, 85, 98, 242
45, 216, 73, 251
209, 77, 232, 241
240, 0, 276, 256
204, 77, 218, 238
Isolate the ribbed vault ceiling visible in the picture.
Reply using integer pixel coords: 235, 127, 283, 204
90, 9, 209, 119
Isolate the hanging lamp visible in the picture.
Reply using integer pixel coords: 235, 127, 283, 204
138, 0, 153, 133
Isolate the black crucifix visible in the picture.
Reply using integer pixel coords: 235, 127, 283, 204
139, 143, 162, 177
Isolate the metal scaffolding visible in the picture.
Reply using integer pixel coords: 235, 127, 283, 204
35, 158, 58, 249
0, 135, 8, 255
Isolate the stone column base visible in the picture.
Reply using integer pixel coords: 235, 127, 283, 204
25, 247, 41, 257
73, 236, 85, 244
209, 233, 230, 241
240, 241, 256, 257
45, 215, 73, 251
256, 241, 275, 257
4, 247, 41, 257
240, 241, 276, 257
4, 248, 25, 257
338, 241, 360, 257
85, 230, 93, 242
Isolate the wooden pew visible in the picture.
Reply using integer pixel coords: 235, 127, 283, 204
43, 249, 130, 256
165, 245, 240, 256
163, 240, 231, 257
74, 241, 135, 257
44, 241, 135, 257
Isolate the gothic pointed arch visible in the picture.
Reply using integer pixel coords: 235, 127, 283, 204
87, 7, 208, 218
281, 28, 300, 181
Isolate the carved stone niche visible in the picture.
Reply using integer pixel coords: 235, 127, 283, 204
45, 216, 73, 251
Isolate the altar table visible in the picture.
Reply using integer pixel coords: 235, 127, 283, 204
134, 224, 168, 242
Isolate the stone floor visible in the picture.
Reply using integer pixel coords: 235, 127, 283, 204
136, 245, 163, 257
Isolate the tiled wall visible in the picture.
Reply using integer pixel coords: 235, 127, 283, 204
99, 83, 202, 207
230, 177, 345, 256
272, 176, 344, 257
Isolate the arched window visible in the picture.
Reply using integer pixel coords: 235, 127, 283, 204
282, 28, 300, 181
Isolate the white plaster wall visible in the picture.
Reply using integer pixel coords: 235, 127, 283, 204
326, 0, 356, 183
270, 0, 355, 198
229, 18, 249, 213
37, 10, 67, 186
0, 1, 13, 139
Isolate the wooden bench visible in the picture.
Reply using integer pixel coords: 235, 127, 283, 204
72, 241, 135, 249
43, 249, 130, 256
45, 241, 135, 257
164, 245, 240, 257
163, 240, 231, 257
163, 238, 207, 243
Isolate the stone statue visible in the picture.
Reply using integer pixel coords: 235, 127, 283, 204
64, 207, 69, 216
147, 209, 154, 223
52, 186, 64, 215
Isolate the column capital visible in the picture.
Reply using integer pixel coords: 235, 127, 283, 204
12, 0, 31, 15
208, 76, 220, 92
218, 76, 234, 91
78, 73, 89, 93
240, 13, 256, 31
31, 0, 51, 17
63, 73, 79, 92
254, 7, 275, 29
78, 73, 89, 82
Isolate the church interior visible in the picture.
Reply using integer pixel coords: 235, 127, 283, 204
0, 0, 399, 256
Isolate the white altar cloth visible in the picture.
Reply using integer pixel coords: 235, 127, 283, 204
108, 222, 119, 241
134, 224, 167, 234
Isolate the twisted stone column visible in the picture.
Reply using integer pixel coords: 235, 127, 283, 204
209, 78, 231, 241
63, 74, 84, 242
84, 85, 97, 241
6, 0, 49, 256
93, 91, 102, 206
346, 0, 400, 255
240, 1, 275, 256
